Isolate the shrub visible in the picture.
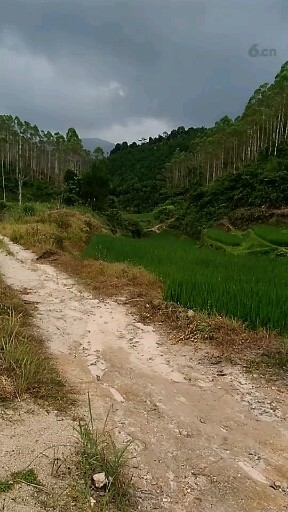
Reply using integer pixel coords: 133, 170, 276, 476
0, 201, 8, 213
153, 205, 176, 223
105, 209, 144, 238
21, 203, 37, 217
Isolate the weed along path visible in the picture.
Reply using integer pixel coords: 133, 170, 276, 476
1, 237, 288, 511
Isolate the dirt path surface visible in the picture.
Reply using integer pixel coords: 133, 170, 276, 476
1, 237, 288, 511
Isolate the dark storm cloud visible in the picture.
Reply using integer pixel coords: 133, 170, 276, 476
0, 0, 286, 142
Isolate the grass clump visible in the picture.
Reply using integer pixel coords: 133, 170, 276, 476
75, 401, 133, 511
21, 203, 37, 217
0, 275, 69, 407
82, 232, 288, 336
0, 479, 14, 493
0, 468, 41, 494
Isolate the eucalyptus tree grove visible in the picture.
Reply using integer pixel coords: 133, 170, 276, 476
165, 61, 288, 188
0, 116, 92, 200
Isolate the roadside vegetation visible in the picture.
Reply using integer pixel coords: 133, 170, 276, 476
0, 469, 41, 495
71, 401, 134, 512
0, 270, 69, 406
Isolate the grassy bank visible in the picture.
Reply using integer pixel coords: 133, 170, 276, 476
0, 271, 69, 406
0, 202, 104, 255
0, 203, 161, 302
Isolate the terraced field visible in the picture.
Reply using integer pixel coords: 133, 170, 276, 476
82, 230, 288, 334
205, 225, 288, 255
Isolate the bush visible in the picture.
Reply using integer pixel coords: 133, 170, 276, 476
21, 203, 37, 217
0, 201, 8, 213
105, 209, 144, 238
153, 205, 176, 223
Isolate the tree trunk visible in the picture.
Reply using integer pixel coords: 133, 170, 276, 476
18, 177, 22, 207
1, 158, 6, 202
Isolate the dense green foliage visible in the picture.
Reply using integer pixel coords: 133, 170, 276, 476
105, 209, 144, 238
107, 127, 206, 212
172, 155, 288, 237
83, 232, 288, 334
163, 62, 288, 188
2, 62, 288, 228
2, 173, 59, 204
62, 160, 110, 211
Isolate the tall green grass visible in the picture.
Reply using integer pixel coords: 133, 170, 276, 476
205, 228, 243, 247
82, 232, 288, 335
253, 225, 288, 247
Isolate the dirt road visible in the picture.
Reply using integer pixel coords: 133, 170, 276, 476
1, 237, 288, 511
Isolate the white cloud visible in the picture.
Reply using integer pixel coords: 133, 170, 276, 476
94, 117, 174, 144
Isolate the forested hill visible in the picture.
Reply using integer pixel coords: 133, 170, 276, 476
107, 60, 288, 214
107, 126, 206, 211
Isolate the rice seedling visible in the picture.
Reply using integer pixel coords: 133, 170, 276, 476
82, 232, 288, 335
205, 228, 243, 247
253, 225, 288, 247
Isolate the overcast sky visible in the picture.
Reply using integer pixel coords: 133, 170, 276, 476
0, 0, 287, 143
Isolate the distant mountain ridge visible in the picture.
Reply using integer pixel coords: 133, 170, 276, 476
82, 137, 115, 155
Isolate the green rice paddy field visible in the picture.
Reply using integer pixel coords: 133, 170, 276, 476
82, 230, 288, 335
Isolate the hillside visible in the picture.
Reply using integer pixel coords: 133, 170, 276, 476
106, 61, 288, 219
107, 126, 206, 211
82, 137, 115, 155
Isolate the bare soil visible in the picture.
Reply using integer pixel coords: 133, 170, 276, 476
1, 236, 288, 511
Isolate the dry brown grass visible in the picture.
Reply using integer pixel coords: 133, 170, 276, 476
137, 300, 288, 374
0, 208, 104, 255
0, 274, 71, 407
56, 254, 162, 301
